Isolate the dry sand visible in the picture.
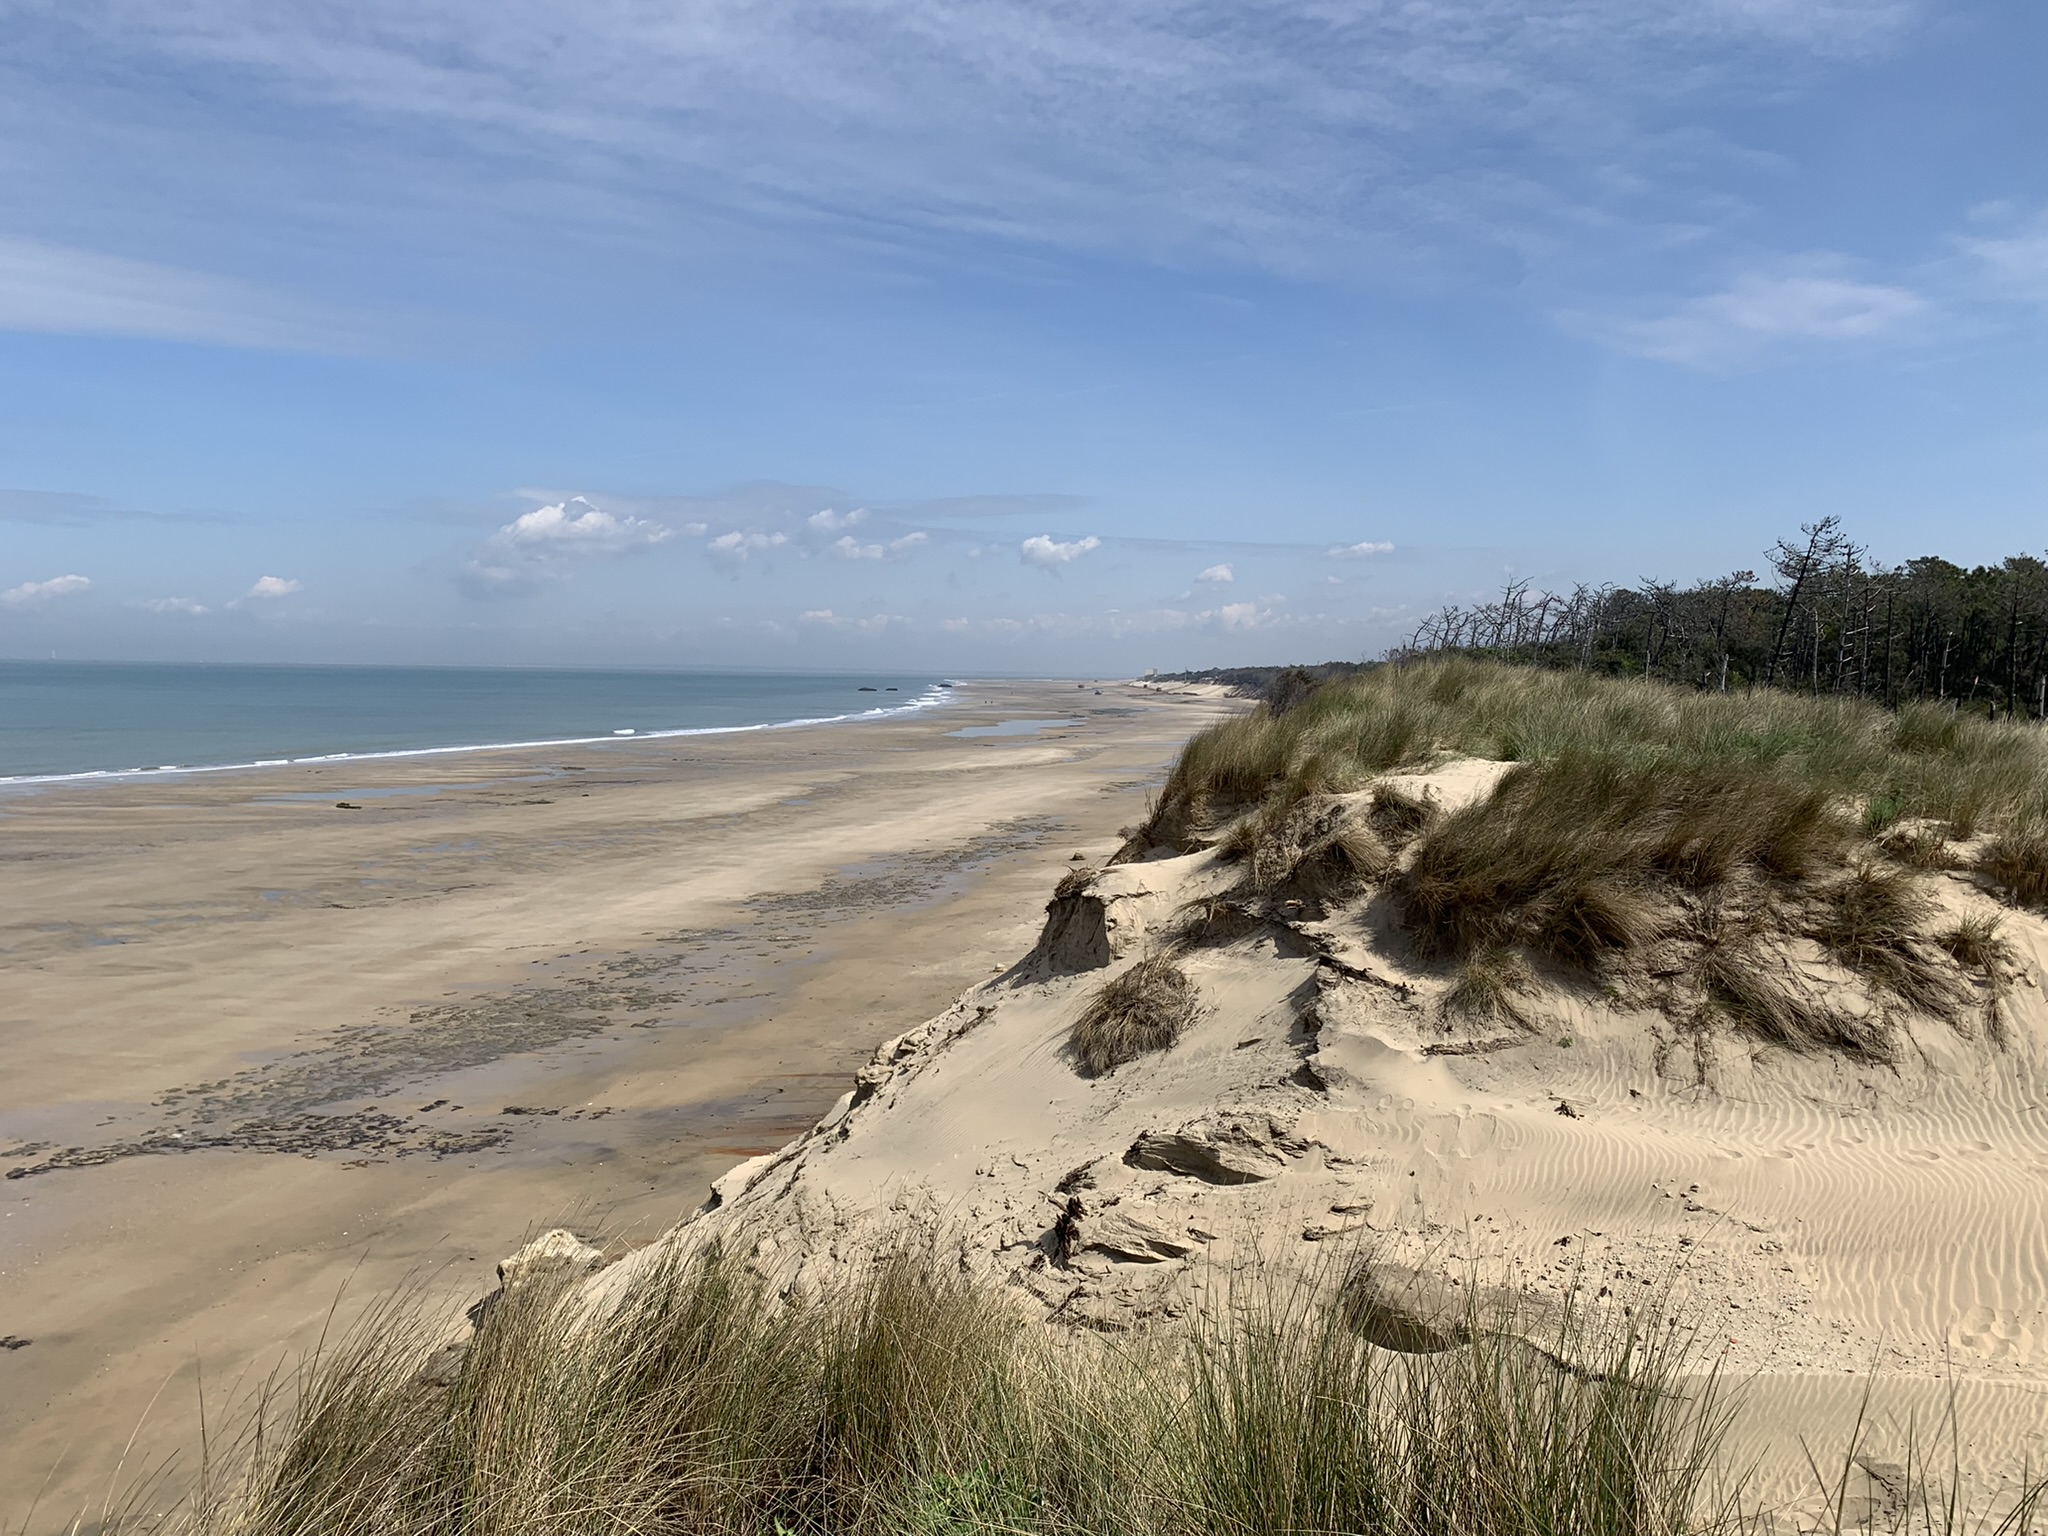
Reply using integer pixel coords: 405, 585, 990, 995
621, 757, 2048, 1520
0, 679, 1238, 1529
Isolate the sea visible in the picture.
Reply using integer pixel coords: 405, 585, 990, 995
0, 662, 951, 785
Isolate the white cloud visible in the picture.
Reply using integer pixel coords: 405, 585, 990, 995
141, 596, 210, 615
1601, 261, 1927, 365
1328, 540, 1394, 559
1, 573, 91, 605
798, 608, 901, 633
807, 508, 868, 532
834, 530, 930, 560
500, 496, 671, 551
1961, 212, 2048, 305
0, 235, 366, 352
1020, 534, 1101, 567
708, 529, 791, 560
247, 575, 302, 598
1195, 563, 1234, 584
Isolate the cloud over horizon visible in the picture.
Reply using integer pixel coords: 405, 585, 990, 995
1, 574, 92, 606
1020, 534, 1101, 567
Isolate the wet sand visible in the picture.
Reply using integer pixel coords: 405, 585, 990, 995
0, 679, 1236, 1529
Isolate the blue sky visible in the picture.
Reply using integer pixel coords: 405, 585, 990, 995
0, 0, 2042, 672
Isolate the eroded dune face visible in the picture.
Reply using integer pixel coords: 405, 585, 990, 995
571, 759, 2048, 1496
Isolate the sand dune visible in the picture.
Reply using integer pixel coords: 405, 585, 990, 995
588, 756, 2048, 1513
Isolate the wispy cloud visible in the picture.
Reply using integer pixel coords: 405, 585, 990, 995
1020, 533, 1101, 567
798, 608, 903, 633
1592, 258, 1927, 365
0, 488, 140, 524
833, 531, 928, 560
1960, 208, 2048, 306
880, 493, 1090, 521
1328, 540, 1394, 559
140, 596, 210, 615
0, 235, 369, 352
1, 573, 92, 605
708, 529, 791, 562
14, 1, 1918, 286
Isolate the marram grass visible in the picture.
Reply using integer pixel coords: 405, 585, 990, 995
101, 1243, 2047, 1536
1143, 659, 2048, 1060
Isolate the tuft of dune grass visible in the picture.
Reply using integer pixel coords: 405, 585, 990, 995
1070, 955, 1197, 1075
1226, 795, 1391, 907
1394, 752, 1847, 968
1440, 946, 1538, 1030
1807, 864, 1967, 1022
1976, 826, 2048, 910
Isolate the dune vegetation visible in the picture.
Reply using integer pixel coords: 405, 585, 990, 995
136, 1243, 1775, 1536
1068, 954, 1198, 1076
119, 1239, 2048, 1536
1132, 657, 2048, 1063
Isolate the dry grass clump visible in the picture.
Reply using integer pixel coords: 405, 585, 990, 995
1976, 827, 2048, 910
151, 1240, 2048, 1536
1688, 905, 1891, 1062
1169, 893, 1265, 948
1226, 794, 1391, 908
1395, 753, 1847, 969
1940, 911, 2018, 1042
145, 1240, 1791, 1536
1440, 947, 1538, 1030
1807, 864, 1967, 1022
1368, 781, 1439, 844
1070, 955, 1198, 1075
1941, 910, 2014, 976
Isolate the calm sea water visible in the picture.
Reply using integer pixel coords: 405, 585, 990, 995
0, 662, 950, 783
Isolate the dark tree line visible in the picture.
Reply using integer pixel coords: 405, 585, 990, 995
1399, 518, 2048, 719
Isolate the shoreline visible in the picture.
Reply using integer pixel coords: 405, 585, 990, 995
0, 679, 964, 790
0, 679, 1239, 1529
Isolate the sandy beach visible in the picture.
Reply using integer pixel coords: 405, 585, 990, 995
0, 679, 1238, 1528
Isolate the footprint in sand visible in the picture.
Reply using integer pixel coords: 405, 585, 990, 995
1951, 1306, 2034, 1363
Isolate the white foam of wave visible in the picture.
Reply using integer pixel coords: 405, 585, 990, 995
0, 684, 957, 790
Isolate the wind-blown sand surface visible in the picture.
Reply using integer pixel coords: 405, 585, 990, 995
0, 679, 1236, 1528
599, 755, 2048, 1519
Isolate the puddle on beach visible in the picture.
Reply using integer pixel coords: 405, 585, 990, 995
947, 718, 1083, 739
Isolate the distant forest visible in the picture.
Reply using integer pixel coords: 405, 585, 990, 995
1159, 520, 2048, 720
1397, 519, 2048, 719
